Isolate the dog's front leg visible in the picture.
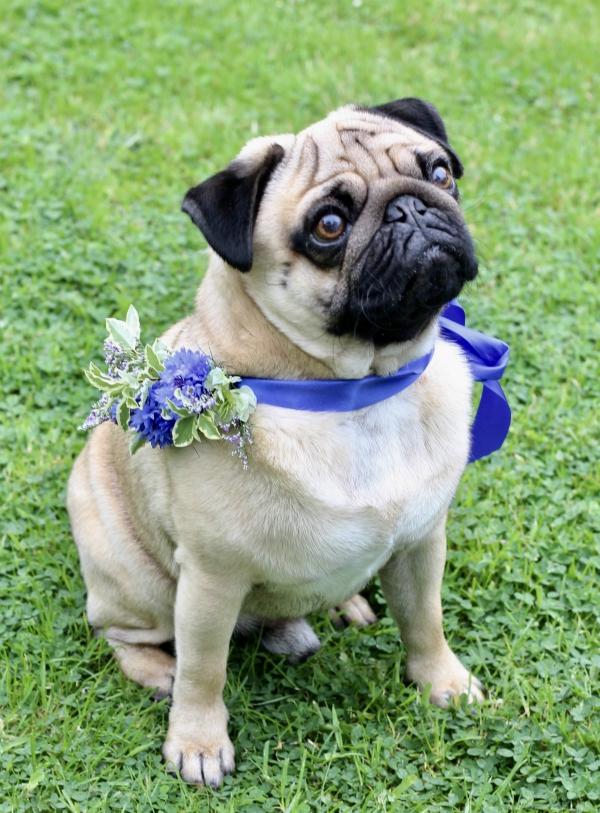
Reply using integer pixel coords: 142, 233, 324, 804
379, 518, 485, 708
163, 554, 248, 787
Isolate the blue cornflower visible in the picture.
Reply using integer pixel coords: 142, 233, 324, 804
159, 348, 212, 404
128, 349, 213, 447
155, 348, 213, 414
129, 381, 176, 448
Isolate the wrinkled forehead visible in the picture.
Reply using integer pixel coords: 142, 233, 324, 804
279, 106, 441, 201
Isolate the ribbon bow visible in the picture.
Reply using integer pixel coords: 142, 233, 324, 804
439, 301, 511, 462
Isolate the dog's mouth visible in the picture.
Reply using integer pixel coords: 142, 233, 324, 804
328, 208, 478, 346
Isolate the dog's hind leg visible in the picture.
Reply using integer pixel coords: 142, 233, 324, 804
236, 593, 376, 662
108, 639, 176, 699
68, 431, 177, 696
235, 615, 321, 663
329, 593, 378, 628
260, 618, 321, 663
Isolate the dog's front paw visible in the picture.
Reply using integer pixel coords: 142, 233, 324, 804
406, 646, 485, 708
163, 725, 235, 787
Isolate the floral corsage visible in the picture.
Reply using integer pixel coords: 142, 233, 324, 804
81, 306, 256, 465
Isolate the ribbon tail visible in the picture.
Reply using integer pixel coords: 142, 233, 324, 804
469, 379, 512, 463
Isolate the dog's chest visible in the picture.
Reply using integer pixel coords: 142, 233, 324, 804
246, 361, 469, 604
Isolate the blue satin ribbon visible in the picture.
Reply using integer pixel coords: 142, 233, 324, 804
240, 301, 510, 463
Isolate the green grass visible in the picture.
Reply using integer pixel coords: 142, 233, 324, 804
1, 0, 599, 810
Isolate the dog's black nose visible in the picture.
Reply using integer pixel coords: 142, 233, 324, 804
384, 195, 428, 224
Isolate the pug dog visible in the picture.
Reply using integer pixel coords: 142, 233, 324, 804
67, 97, 483, 788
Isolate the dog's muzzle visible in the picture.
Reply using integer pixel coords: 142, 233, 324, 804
330, 194, 478, 346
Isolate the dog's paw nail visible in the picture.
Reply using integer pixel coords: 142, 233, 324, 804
163, 736, 235, 787
219, 746, 235, 776
200, 753, 224, 788
164, 752, 182, 774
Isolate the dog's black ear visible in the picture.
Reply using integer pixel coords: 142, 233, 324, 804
369, 97, 463, 178
182, 143, 285, 272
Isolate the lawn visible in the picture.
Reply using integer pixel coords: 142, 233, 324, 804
1, 0, 599, 810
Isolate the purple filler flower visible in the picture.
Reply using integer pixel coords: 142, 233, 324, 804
103, 339, 130, 376
81, 393, 112, 430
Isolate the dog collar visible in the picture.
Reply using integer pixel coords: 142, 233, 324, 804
240, 301, 510, 463
82, 302, 510, 465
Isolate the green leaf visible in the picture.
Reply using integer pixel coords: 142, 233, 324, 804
172, 416, 195, 447
84, 362, 114, 384
88, 362, 105, 377
215, 401, 234, 424
106, 317, 136, 351
165, 398, 191, 418
125, 305, 141, 342
137, 379, 151, 408
152, 338, 171, 362
84, 367, 124, 394
144, 343, 164, 374
390, 775, 419, 798
83, 367, 110, 390
116, 399, 130, 431
206, 367, 228, 390
232, 385, 257, 421
119, 370, 141, 387
195, 413, 221, 440
129, 433, 146, 455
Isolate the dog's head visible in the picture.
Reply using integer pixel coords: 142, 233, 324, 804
183, 98, 477, 360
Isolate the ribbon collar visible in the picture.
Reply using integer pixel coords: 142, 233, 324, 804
240, 301, 510, 462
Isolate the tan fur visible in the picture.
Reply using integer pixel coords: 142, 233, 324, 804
67, 105, 484, 788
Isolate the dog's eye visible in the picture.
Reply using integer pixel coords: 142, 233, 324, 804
313, 212, 346, 242
431, 165, 454, 190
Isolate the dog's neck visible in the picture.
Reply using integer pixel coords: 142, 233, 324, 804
192, 260, 437, 380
